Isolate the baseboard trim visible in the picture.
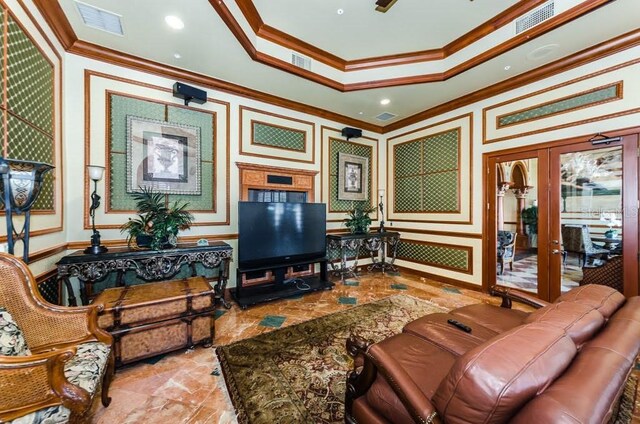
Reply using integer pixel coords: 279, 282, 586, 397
395, 265, 483, 293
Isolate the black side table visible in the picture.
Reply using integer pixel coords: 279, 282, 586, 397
327, 231, 400, 281
56, 241, 233, 307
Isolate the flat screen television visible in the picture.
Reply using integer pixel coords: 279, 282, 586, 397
238, 202, 326, 269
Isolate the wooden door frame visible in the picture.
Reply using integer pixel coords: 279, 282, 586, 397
483, 127, 640, 299
483, 150, 550, 301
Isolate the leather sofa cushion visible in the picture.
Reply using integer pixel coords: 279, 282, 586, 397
366, 333, 456, 423
524, 302, 604, 348
555, 284, 625, 318
433, 323, 576, 424
608, 296, 640, 324
403, 313, 498, 356
449, 303, 528, 333
352, 397, 393, 424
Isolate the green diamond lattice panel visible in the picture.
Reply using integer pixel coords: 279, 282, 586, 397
252, 122, 305, 152
6, 16, 54, 136
0, 7, 4, 100
498, 85, 619, 127
423, 130, 458, 173
329, 138, 372, 212
108, 95, 214, 212
6, 114, 54, 210
394, 142, 421, 177
394, 176, 421, 212
110, 94, 164, 152
397, 241, 469, 272
422, 171, 458, 212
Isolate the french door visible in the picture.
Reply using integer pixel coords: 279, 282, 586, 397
485, 133, 639, 301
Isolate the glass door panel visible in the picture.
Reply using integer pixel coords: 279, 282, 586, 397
496, 159, 539, 293
558, 146, 623, 293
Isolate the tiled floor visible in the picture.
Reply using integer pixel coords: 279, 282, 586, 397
87, 271, 637, 423
497, 252, 583, 293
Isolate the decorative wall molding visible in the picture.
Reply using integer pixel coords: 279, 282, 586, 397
239, 106, 315, 164
484, 58, 640, 143
84, 70, 231, 229
396, 238, 473, 275
387, 113, 473, 224
320, 126, 379, 223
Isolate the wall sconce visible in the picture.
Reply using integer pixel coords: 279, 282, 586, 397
378, 188, 386, 233
84, 165, 108, 255
0, 158, 54, 263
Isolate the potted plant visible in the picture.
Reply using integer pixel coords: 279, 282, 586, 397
344, 203, 373, 234
120, 187, 194, 250
521, 205, 538, 248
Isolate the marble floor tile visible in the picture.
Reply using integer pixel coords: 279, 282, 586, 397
87, 272, 636, 423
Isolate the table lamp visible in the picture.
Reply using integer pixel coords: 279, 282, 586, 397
84, 165, 108, 254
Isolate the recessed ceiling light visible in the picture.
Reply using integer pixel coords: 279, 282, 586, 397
527, 44, 559, 61
380, 98, 390, 105
165, 15, 184, 30
504, 65, 511, 71
358, 111, 363, 115
173, 53, 181, 59
337, 8, 344, 14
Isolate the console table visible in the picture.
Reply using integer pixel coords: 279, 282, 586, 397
326, 231, 400, 280
56, 241, 233, 307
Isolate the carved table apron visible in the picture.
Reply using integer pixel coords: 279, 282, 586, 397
56, 242, 233, 308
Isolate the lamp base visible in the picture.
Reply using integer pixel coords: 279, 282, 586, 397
84, 244, 108, 255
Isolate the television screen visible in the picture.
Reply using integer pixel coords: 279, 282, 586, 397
238, 202, 327, 268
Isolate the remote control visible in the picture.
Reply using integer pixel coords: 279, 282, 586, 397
447, 319, 472, 333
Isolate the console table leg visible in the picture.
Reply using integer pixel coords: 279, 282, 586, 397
60, 277, 77, 307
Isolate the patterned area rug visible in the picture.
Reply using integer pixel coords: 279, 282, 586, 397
216, 295, 446, 424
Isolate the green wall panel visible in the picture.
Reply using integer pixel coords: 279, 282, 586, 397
397, 241, 469, 272
109, 94, 215, 212
252, 122, 305, 151
394, 129, 459, 213
6, 115, 54, 210
329, 138, 372, 212
498, 85, 619, 127
6, 16, 54, 136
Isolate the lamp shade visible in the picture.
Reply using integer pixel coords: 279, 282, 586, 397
0, 158, 54, 213
378, 188, 385, 197
88, 165, 105, 181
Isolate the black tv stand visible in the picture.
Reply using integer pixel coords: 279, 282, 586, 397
234, 258, 333, 309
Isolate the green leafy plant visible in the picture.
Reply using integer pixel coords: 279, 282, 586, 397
120, 187, 194, 250
521, 205, 538, 235
344, 203, 374, 234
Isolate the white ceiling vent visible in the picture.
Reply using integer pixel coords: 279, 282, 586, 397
291, 53, 311, 71
375, 112, 397, 121
75, 1, 124, 36
516, 1, 554, 34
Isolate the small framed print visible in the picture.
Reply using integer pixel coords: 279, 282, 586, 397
338, 152, 368, 201
126, 116, 201, 195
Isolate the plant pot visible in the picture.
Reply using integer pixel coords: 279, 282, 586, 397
135, 235, 153, 248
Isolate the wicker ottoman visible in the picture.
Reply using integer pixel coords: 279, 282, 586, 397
93, 276, 216, 367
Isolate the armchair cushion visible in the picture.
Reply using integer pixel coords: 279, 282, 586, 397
64, 342, 110, 394
0, 308, 31, 357
9, 406, 69, 424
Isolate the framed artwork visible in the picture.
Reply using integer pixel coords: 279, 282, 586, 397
126, 116, 201, 195
338, 152, 368, 201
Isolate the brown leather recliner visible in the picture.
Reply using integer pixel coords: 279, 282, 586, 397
345, 285, 639, 424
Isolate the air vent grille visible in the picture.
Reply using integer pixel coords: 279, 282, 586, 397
291, 53, 311, 71
376, 112, 397, 121
516, 1, 554, 34
75, 1, 124, 35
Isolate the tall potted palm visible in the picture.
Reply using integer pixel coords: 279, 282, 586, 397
521, 205, 538, 248
120, 187, 194, 250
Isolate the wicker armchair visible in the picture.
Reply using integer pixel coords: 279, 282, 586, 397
581, 255, 623, 293
0, 253, 114, 423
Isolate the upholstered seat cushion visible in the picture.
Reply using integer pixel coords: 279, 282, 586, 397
8, 342, 110, 424
450, 303, 529, 333
0, 307, 31, 356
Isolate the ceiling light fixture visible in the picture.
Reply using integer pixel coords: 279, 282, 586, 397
504, 65, 511, 71
337, 8, 344, 15
165, 15, 184, 30
173, 53, 181, 59
380, 98, 390, 105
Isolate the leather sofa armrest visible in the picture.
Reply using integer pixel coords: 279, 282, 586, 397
490, 285, 550, 309
367, 343, 442, 424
